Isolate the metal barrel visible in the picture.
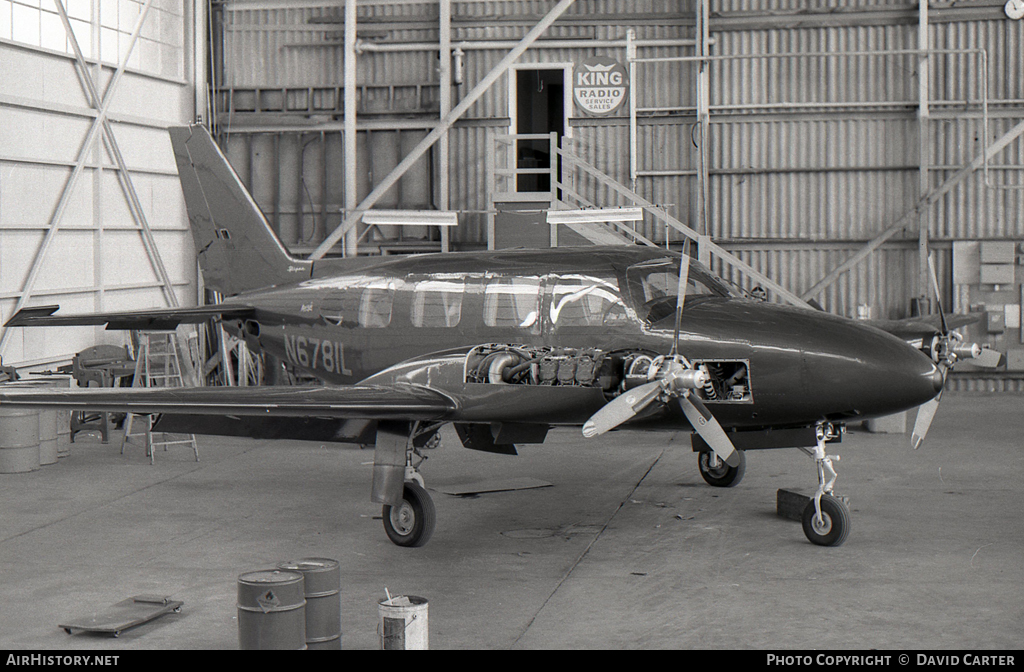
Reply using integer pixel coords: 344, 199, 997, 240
50, 376, 72, 458
237, 569, 306, 650
278, 557, 341, 650
31, 376, 70, 465
378, 595, 429, 650
0, 400, 40, 474
38, 402, 58, 465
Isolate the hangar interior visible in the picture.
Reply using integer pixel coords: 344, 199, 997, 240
1, 0, 1022, 384
0, 0, 1022, 651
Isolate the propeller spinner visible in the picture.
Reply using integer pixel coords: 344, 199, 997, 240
911, 254, 1003, 449
582, 242, 740, 469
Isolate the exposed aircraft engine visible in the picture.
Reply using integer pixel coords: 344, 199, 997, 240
464, 344, 620, 390
463, 344, 752, 404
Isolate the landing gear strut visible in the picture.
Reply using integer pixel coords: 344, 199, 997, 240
373, 421, 441, 548
798, 423, 850, 547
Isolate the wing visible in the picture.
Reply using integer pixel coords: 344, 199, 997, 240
866, 313, 979, 340
3, 304, 254, 330
0, 384, 456, 421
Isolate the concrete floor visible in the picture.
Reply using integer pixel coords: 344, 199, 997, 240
0, 394, 1020, 650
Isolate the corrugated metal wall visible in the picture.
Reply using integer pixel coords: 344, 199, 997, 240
215, 0, 1023, 322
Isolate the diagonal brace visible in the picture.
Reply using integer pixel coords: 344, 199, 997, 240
0, 0, 158, 356
802, 119, 1024, 302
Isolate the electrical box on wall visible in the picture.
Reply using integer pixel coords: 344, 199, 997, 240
951, 240, 1023, 367
979, 241, 1016, 265
1007, 350, 1024, 372
987, 310, 1006, 334
981, 264, 1016, 285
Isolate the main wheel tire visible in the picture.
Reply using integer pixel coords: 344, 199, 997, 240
802, 494, 851, 547
382, 481, 436, 548
697, 450, 746, 487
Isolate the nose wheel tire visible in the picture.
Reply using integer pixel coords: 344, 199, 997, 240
697, 449, 746, 487
383, 481, 436, 548
802, 494, 851, 547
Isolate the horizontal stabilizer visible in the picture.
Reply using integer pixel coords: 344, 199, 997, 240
3, 304, 254, 330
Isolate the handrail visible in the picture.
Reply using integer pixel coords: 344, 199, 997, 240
552, 142, 812, 309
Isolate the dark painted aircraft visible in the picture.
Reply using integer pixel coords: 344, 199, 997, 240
0, 125, 995, 548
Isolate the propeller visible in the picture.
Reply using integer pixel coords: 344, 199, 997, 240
911, 254, 1002, 449
582, 241, 740, 469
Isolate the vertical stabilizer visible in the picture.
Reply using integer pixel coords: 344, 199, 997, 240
168, 125, 313, 296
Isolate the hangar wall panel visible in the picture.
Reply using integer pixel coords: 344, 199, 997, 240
212, 1, 1022, 322
0, 0, 198, 368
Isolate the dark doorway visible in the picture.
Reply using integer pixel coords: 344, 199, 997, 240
515, 68, 564, 193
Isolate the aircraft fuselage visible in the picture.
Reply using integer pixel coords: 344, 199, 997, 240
222, 247, 942, 433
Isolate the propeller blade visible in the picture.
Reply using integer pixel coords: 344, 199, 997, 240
678, 393, 740, 467
671, 239, 692, 356
926, 253, 949, 335
911, 396, 941, 450
973, 347, 1004, 368
582, 380, 664, 438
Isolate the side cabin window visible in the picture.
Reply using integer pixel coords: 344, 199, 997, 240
483, 276, 541, 332
549, 274, 630, 330
410, 277, 464, 328
358, 278, 398, 328
301, 274, 396, 328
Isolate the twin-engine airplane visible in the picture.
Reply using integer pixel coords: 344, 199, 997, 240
1, 125, 995, 548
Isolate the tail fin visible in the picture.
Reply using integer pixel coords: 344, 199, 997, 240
168, 125, 312, 296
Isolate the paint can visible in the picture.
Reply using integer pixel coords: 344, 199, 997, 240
378, 595, 428, 650
277, 557, 341, 650
0, 402, 40, 474
237, 569, 306, 650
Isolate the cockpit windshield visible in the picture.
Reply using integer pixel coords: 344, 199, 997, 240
625, 256, 734, 324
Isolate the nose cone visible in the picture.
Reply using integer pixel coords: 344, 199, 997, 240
676, 300, 943, 422
786, 308, 945, 417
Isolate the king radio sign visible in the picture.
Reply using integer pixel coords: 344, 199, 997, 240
573, 57, 629, 117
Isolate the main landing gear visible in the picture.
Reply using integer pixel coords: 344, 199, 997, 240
797, 423, 851, 547
374, 421, 441, 548
383, 479, 437, 548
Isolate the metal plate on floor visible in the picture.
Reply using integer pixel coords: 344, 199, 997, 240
432, 477, 552, 496
59, 595, 183, 638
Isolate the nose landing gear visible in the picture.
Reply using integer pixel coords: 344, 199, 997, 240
697, 449, 746, 487
798, 423, 850, 547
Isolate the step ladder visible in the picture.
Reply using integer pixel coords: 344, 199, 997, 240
121, 331, 199, 464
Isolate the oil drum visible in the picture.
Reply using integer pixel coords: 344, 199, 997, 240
278, 558, 341, 650
0, 403, 40, 474
237, 569, 306, 650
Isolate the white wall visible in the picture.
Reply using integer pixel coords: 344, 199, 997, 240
0, 0, 198, 368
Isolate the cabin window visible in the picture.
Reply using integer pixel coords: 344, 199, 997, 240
483, 277, 541, 331
358, 279, 397, 328
549, 274, 629, 329
411, 279, 464, 328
